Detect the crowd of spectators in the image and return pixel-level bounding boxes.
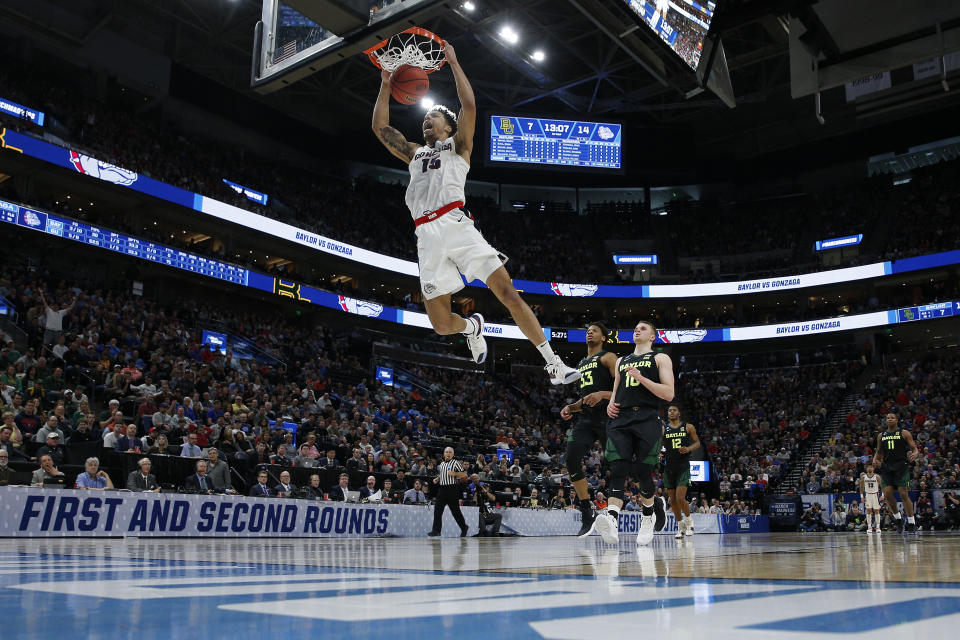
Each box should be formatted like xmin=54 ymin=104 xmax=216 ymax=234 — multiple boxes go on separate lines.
xmin=2 ymin=54 xmax=959 ymax=290
xmin=678 ymin=361 xmax=863 ymax=496
xmin=796 ymin=490 xmax=960 ymax=533
xmin=7 ymin=171 xmax=957 ymax=339
xmin=798 ymin=352 xmax=960 ymax=496
xmin=4 ymin=247 xmax=960 ymax=532
xmin=0 ymin=256 xmax=598 ymax=506
xmin=881 ymin=161 xmax=960 ymax=260
xmin=0 ymin=249 xmax=862 ymax=516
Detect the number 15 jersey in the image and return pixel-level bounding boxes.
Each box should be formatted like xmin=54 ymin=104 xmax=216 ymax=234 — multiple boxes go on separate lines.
xmin=406 ymin=136 xmax=470 ymax=220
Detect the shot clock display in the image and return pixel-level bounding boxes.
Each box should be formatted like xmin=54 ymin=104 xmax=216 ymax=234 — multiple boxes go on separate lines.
xmin=489 ymin=115 xmax=622 ymax=169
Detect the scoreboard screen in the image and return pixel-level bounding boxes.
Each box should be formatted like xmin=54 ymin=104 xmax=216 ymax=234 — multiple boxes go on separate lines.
xmin=489 ymin=115 xmax=622 ymax=169
xmin=621 ymin=0 xmax=717 ymax=71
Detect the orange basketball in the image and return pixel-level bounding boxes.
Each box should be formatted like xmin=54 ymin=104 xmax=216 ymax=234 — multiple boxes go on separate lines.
xmin=390 ymin=65 xmax=429 ymax=105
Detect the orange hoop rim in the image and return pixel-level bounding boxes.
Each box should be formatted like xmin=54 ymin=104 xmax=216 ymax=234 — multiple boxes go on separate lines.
xmin=364 ymin=26 xmax=447 ymax=74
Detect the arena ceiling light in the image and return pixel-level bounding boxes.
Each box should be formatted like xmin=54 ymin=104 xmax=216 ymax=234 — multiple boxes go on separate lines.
xmin=499 ymin=26 xmax=519 ymax=45
xmin=462 ymin=1 xmax=475 ymax=11
xmin=420 ymin=97 xmax=435 ymax=109
xmin=531 ymin=50 xmax=545 ymax=62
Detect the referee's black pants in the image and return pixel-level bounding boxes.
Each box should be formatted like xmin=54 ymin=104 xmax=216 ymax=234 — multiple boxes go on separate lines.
xmin=432 ymin=484 xmax=467 ymax=534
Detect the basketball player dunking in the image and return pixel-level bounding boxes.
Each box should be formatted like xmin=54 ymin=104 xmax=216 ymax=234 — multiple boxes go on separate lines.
xmin=872 ymin=412 xmax=920 ymax=534
xmin=663 ymin=403 xmax=699 ymax=539
xmin=559 ymin=322 xmax=618 ymax=536
xmin=372 ymin=42 xmax=579 ymax=384
xmin=859 ymin=462 xmax=883 ymax=533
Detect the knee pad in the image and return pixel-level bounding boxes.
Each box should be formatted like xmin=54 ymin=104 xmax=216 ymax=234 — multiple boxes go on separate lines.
xmin=634 ymin=463 xmax=656 ymax=499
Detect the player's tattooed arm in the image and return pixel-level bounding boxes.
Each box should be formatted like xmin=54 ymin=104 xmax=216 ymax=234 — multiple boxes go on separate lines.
xmin=378 ymin=126 xmax=417 ymax=162
xmin=372 ymin=75 xmax=417 ymax=163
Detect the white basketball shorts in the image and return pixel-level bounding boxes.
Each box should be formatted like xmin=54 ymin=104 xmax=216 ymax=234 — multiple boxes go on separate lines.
xmin=415 ymin=210 xmax=505 ymax=300
xmin=864 ymin=493 xmax=881 ymax=510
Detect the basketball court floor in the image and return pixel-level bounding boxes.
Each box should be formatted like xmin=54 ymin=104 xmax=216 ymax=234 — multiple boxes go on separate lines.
xmin=2 ymin=533 xmax=958 ymax=639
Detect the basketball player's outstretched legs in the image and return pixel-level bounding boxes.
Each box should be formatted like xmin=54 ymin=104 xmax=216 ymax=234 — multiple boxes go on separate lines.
xmin=423 ymin=267 xmax=579 ymax=384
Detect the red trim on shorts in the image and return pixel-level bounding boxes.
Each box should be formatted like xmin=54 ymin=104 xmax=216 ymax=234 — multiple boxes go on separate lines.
xmin=413 ymin=200 xmax=465 ymax=227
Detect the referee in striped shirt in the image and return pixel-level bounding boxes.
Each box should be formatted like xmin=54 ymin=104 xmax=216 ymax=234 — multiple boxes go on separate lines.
xmin=429 ymin=447 xmax=469 ymax=537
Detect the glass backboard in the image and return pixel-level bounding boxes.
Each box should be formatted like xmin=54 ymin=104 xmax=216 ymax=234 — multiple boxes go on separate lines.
xmin=253 ymin=0 xmax=449 ymax=93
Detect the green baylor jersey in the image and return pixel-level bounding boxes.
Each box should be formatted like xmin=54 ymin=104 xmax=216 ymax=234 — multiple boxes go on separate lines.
xmin=879 ymin=429 xmax=908 ymax=465
xmin=614 ymin=352 xmax=661 ymax=410
xmin=576 ymin=350 xmax=614 ymax=413
xmin=664 ymin=423 xmax=691 ymax=464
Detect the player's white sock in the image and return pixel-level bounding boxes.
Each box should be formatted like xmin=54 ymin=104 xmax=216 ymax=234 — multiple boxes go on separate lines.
xmin=536 ymin=340 xmax=556 ymax=363
xmin=607 ymin=504 xmax=620 ymax=519
xmin=867 ymin=514 xmax=874 ymax=528
xmin=460 ymin=316 xmax=478 ymax=335
xmin=907 ymin=515 xmax=915 ymax=524
xmin=893 ymin=512 xmax=902 ymax=520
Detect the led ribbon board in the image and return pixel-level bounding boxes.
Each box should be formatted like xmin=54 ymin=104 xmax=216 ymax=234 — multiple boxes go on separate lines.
xmin=815 ymin=234 xmax=863 ymax=251
xmin=6 ymin=199 xmax=959 ymax=345
xmin=0 ymin=97 xmax=44 ymax=126
xmin=4 ymin=128 xmax=960 ymax=299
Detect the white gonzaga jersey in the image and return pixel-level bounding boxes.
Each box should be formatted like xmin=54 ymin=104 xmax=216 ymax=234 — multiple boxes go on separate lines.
xmin=405 ymin=136 xmax=470 ymax=220
xmin=862 ymin=473 xmax=879 ymax=494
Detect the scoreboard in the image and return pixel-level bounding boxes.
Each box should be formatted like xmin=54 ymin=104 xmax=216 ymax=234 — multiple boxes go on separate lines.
xmin=898 ymin=302 xmax=958 ymax=323
xmin=489 ymin=115 xmax=622 ymax=169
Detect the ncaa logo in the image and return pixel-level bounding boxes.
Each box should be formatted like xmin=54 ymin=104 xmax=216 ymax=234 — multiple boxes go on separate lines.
xmin=550 ymin=283 xmax=599 ymax=297
xmin=338 ymin=295 xmax=384 ymax=319
xmin=69 ymin=151 xmax=139 ymax=186
xmin=656 ymin=329 xmax=707 ymax=344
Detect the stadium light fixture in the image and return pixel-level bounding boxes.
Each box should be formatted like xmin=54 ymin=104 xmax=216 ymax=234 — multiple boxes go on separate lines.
xmin=532 ymin=50 xmax=545 ymax=62
xmin=499 ymin=26 xmax=519 ymax=45
xmin=420 ymin=97 xmax=435 ymax=109
xmin=463 ymin=1 xmax=475 ymax=11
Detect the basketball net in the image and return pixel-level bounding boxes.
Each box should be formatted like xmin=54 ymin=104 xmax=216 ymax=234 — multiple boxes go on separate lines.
xmin=365 ymin=27 xmax=446 ymax=73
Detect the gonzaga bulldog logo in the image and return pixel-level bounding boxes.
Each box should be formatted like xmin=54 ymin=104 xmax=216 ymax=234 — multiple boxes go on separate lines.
xmin=656 ymin=329 xmax=708 ymax=344
xmin=550 ymin=282 xmax=599 ymax=297
xmin=69 ymin=151 xmax=138 ymax=186
xmin=22 ymin=210 xmax=43 ymax=227
xmin=338 ymin=296 xmax=384 ymax=318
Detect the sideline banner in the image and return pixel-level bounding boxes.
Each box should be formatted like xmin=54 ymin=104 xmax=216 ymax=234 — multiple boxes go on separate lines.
xmin=0 ymin=488 xmax=757 ymax=538
xmin=800 ymin=491 xmax=919 ymax=514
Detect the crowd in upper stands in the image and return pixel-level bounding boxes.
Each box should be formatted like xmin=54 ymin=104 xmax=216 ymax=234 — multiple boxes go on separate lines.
xmin=4 ymin=173 xmax=957 ymax=338
xmin=801 ymin=353 xmax=960 ymax=494
xmin=678 ymin=361 xmax=862 ymax=500
xmin=2 ymin=55 xmax=959 ymax=289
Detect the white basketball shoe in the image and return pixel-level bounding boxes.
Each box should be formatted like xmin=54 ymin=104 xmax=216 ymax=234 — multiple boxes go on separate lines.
xmin=594 ymin=512 xmax=620 ymax=544
xmin=465 ymin=313 xmax=487 ymax=364
xmin=545 ymin=355 xmax=580 ymax=385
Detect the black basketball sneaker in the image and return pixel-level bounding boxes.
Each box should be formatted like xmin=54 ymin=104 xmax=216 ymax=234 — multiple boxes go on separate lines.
xmin=577 ymin=503 xmax=596 ymax=538
xmin=654 ymin=495 xmax=667 ymax=531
